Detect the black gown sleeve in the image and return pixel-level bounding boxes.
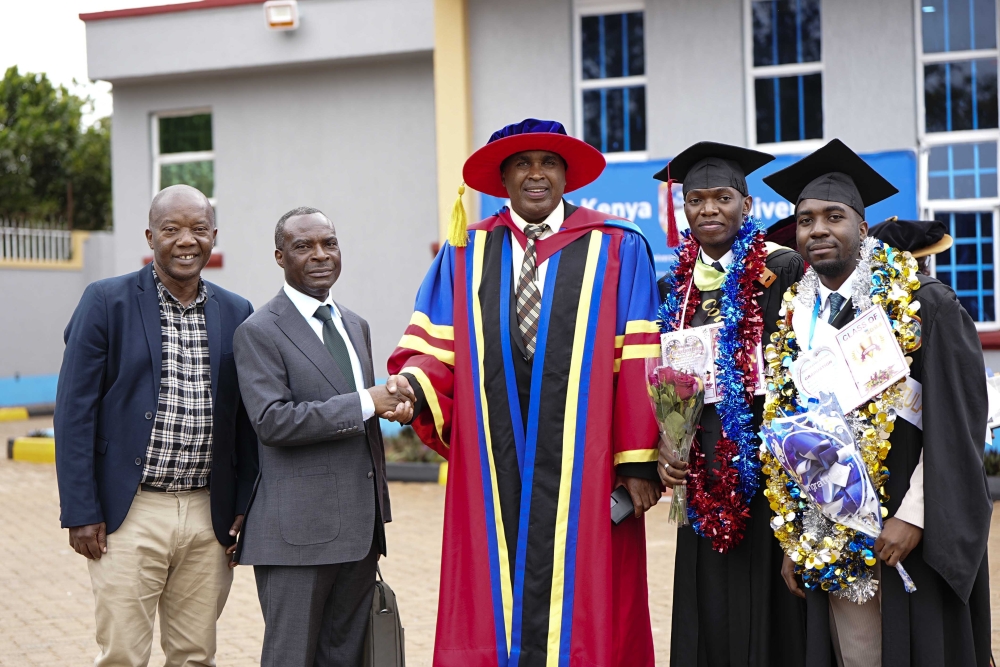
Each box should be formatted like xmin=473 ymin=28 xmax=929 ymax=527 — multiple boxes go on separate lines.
xmin=917 ymin=280 xmax=992 ymax=603
xmin=400 ymin=372 xmax=426 ymax=422
xmin=616 ymin=461 xmax=660 ymax=480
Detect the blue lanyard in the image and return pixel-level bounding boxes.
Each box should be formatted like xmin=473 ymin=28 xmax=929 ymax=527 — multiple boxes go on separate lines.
xmin=808 ymin=294 xmax=822 ymax=351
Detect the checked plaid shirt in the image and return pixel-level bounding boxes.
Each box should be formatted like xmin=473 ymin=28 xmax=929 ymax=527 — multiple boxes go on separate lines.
xmin=140 ymin=269 xmax=214 ymax=491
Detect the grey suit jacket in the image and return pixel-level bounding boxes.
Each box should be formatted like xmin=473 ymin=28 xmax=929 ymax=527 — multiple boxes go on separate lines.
xmin=233 ymin=289 xmax=391 ymax=567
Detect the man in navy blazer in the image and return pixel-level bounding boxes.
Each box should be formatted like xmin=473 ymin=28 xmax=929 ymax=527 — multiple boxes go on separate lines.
xmin=55 ymin=184 xmax=259 ymax=666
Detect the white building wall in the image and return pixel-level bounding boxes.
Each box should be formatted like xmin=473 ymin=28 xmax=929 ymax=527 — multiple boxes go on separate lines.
xmin=822 ymin=0 xmax=918 ymax=152
xmin=0 ymin=232 xmax=117 ymax=377
xmin=85 ymin=0 xmax=434 ymax=83
xmin=110 ymin=56 xmax=439 ymax=372
xmin=468 ymin=0 xmax=575 ymax=150
xmin=645 ymin=0 xmax=749 ymax=158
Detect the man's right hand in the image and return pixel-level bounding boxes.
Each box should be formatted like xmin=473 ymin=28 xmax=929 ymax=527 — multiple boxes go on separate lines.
xmin=69 ymin=522 xmax=107 ymax=560
xmin=658 ymin=447 xmax=689 ymax=488
xmin=367 ymin=378 xmax=414 ymax=423
xmin=781 ymin=554 xmax=806 ymax=599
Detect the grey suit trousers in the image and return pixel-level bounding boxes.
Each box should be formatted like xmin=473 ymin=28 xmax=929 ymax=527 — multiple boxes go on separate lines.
xmin=255 ymin=536 xmax=378 ymax=667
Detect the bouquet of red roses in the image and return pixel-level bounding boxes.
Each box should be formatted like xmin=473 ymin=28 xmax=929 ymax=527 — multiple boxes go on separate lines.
xmin=646 ymin=358 xmax=706 ymax=525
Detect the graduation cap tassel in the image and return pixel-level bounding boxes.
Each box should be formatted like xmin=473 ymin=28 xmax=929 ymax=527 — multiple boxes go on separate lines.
xmin=447 ymin=183 xmax=468 ymax=248
xmin=665 ymin=176 xmax=680 ymax=248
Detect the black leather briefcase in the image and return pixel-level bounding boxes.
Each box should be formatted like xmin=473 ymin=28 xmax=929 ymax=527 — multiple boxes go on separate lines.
xmin=363 ymin=565 xmax=405 ymax=667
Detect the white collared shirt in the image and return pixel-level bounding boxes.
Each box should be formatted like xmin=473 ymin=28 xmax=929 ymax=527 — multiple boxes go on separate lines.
xmin=699 ymin=248 xmax=735 ymax=272
xmin=508 ymin=200 xmax=565 ymax=297
xmin=283 ymin=283 xmax=375 ymax=420
xmin=816 ymin=266 xmax=861 ymax=322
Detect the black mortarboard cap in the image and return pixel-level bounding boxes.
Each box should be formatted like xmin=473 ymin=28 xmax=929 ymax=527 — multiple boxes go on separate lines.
xmin=653 ymin=141 xmax=774 ymax=196
xmin=653 ymin=142 xmax=773 ymax=247
xmin=762 ymin=139 xmax=898 ymax=218
xmin=869 ymin=217 xmax=954 ymax=257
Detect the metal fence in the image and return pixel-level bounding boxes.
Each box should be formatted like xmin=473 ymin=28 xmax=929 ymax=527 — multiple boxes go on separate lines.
xmin=0 ymin=218 xmax=73 ymax=262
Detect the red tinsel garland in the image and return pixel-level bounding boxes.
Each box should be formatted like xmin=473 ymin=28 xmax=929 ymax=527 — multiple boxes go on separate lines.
xmin=671 ymin=232 xmax=768 ymax=553
xmin=669 ymin=236 xmax=702 ymax=329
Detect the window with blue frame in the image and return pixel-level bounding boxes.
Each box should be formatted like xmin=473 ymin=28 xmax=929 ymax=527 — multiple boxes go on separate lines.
xmin=750 ymin=0 xmax=823 ymax=144
xmin=935 ymin=211 xmax=996 ymax=321
xmin=579 ymin=11 xmax=647 ymax=154
xmin=921 ymin=0 xmax=998 ymax=133
xmin=920 ymin=0 xmax=1000 ymax=325
xmin=928 ymin=142 xmax=999 ymax=199
xmin=920 ymin=0 xmax=996 ymax=54
xmin=925 ymin=59 xmax=999 ymax=132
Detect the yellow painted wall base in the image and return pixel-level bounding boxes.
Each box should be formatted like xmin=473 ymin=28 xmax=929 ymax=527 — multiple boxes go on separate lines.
xmin=438 ymin=461 xmax=448 ymax=486
xmin=9 ymin=437 xmax=55 ymax=463
xmin=0 ymin=407 xmax=30 ymax=422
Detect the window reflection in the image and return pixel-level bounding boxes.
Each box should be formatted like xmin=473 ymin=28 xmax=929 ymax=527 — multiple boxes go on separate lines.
xmin=935 ymin=211 xmax=996 ymax=322
xmin=755 ymin=74 xmax=823 ymax=143
xmin=752 ymin=0 xmax=821 ymax=67
xmin=921 ymin=0 xmax=997 ymax=53
xmin=925 ymin=59 xmax=999 ymax=132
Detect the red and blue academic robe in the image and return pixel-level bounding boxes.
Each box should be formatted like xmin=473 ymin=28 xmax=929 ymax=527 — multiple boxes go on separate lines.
xmin=388 ymin=205 xmax=662 ymax=667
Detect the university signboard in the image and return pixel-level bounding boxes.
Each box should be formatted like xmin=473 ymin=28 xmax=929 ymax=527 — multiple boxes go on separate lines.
xmin=481 ymin=149 xmax=918 ymax=276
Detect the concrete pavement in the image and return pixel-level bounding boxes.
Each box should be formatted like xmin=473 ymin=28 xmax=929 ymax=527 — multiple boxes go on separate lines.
xmin=2 ymin=417 xmax=997 ymax=665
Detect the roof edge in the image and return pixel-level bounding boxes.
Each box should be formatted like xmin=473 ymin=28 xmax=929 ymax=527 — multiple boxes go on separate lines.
xmin=80 ymin=0 xmax=264 ymax=22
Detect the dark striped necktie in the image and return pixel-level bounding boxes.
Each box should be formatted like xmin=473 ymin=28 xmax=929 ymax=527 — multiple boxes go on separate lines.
xmin=516 ymin=223 xmax=549 ymax=357
xmin=313 ymin=305 xmax=356 ymax=391
xmin=827 ymin=293 xmax=847 ymax=324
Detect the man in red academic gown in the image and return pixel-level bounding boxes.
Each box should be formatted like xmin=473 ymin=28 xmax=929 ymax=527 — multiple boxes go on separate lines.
xmin=389 ymin=119 xmax=662 ymax=667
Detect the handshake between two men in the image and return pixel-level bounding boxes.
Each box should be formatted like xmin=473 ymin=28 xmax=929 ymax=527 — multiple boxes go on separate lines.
xmin=370 ymin=375 xmax=417 ymax=424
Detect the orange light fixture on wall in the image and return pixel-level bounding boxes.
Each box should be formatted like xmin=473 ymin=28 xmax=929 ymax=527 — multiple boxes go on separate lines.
xmin=263 ymin=0 xmax=298 ymax=30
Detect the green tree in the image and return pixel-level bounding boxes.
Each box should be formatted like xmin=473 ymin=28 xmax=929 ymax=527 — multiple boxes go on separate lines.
xmin=67 ymin=116 xmax=111 ymax=230
xmin=0 ymin=66 xmax=111 ymax=230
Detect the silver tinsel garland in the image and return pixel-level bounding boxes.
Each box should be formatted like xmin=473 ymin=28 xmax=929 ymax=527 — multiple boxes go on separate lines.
xmin=792 ymin=236 xmax=877 ymax=317
xmin=835 ymin=571 xmax=880 ymax=603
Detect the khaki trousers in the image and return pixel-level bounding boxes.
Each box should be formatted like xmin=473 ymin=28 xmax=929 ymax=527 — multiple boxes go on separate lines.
xmin=829 ymin=563 xmax=882 ymax=667
xmin=88 ymin=487 xmax=233 ymax=667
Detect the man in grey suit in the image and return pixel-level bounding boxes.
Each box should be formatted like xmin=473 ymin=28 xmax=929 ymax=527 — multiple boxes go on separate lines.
xmin=233 ymin=206 xmax=415 ymax=666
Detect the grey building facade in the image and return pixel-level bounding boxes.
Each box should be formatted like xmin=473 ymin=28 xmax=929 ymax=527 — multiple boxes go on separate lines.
xmin=6 ymin=0 xmax=985 ymax=384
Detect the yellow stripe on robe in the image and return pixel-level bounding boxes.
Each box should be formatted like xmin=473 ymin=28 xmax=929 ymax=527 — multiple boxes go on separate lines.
xmin=398 ymin=334 xmax=456 ymax=366
xmin=613 ymin=343 xmax=661 ymax=371
xmin=621 ymin=343 xmax=660 ymax=360
xmin=546 ymin=231 xmax=603 ymax=666
xmin=409 ymin=311 xmax=455 ymax=341
xmin=400 ymin=365 xmax=449 ymax=448
xmin=469 ymin=230 xmax=514 ymax=650
xmin=615 ymin=320 xmax=660 ymax=349
xmin=624 ymin=319 xmax=661 ymax=335
xmin=614 ymin=449 xmax=659 ymax=465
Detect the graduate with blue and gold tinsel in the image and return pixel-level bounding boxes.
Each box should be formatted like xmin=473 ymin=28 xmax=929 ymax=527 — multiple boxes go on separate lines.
xmin=654 ymin=142 xmax=807 ymax=667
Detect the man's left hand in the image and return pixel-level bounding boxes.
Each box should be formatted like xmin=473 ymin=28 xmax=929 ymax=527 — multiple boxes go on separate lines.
xmin=875 ymin=517 xmax=922 ymax=567
xmin=226 ymin=514 xmax=245 ymax=568
xmin=616 ymin=476 xmax=661 ymax=518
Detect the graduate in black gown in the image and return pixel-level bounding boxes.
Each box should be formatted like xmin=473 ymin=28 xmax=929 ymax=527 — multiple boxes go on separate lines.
xmin=763 ymin=139 xmax=993 ymax=667
xmin=654 ymin=142 xmax=806 ymax=667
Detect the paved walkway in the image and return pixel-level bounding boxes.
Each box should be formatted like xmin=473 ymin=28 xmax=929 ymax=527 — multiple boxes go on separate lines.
xmin=1 ymin=416 xmax=997 ymax=665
